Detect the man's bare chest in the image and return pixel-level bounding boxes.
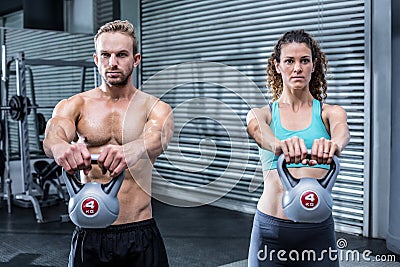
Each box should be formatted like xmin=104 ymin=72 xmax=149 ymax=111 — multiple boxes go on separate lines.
xmin=76 ymin=106 xmax=146 ymax=146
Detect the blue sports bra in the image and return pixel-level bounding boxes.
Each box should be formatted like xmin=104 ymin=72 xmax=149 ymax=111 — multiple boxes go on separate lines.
xmin=259 ymin=99 xmax=331 ymax=170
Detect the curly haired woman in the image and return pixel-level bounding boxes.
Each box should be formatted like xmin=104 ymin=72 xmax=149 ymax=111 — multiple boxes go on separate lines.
xmin=246 ymin=30 xmax=350 ymax=267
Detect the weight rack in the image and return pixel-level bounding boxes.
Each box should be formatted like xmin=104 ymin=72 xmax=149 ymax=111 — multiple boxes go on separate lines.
xmin=0 ymin=46 xmax=96 ymax=223
xmin=13 ymin=52 xmax=43 ymax=221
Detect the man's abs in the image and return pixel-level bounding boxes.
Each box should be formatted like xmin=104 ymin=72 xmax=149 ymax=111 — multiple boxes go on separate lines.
xmin=115 ymin=178 xmax=153 ymax=224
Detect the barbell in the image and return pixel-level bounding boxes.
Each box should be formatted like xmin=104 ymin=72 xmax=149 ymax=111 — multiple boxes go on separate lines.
xmin=0 ymin=95 xmax=52 ymax=120
xmin=0 ymin=95 xmax=50 ymax=137
xmin=1 ymin=95 xmax=33 ymax=121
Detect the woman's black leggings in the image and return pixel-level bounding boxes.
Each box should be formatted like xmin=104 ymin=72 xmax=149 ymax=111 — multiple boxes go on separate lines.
xmin=248 ymin=210 xmax=339 ymax=267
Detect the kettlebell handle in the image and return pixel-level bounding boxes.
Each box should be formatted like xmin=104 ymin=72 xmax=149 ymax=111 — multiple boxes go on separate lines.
xmin=62 ymin=154 xmax=125 ymax=196
xmin=91 ymin=154 xmax=100 ymax=164
xmin=62 ymin=154 xmax=102 ymax=196
xmin=90 ymin=154 xmax=125 ymax=195
xmin=277 ymin=152 xmax=340 ymax=190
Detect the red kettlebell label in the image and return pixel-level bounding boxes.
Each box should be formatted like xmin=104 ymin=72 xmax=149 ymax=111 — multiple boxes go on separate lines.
xmin=300 ymin=190 xmax=319 ymax=209
xmin=81 ymin=197 xmax=99 ymax=216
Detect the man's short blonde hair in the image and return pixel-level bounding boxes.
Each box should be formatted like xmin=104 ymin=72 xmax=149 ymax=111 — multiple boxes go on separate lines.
xmin=94 ymin=20 xmax=138 ymax=54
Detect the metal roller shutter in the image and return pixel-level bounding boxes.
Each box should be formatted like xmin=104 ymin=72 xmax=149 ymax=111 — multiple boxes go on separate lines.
xmin=2 ymin=27 xmax=96 ymax=157
xmin=145 ymin=0 xmax=367 ymax=235
xmin=94 ymin=0 xmax=115 ymax=30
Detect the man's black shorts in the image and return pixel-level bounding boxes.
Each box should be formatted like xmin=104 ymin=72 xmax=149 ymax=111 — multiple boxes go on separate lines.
xmin=69 ymin=218 xmax=169 ymax=267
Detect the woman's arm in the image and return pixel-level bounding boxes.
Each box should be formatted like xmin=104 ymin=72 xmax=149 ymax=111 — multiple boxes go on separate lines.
xmin=326 ymin=105 xmax=350 ymax=155
xmin=312 ymin=104 xmax=350 ymax=164
xmin=246 ymin=106 xmax=278 ymax=152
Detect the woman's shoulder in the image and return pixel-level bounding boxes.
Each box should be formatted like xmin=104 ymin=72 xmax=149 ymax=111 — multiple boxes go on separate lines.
xmin=321 ymin=102 xmax=347 ymax=120
xmin=257 ymin=103 xmax=274 ymax=117
xmin=249 ymin=103 xmax=273 ymax=113
xmin=322 ymin=102 xmax=346 ymax=112
xmin=247 ymin=103 xmax=273 ymax=125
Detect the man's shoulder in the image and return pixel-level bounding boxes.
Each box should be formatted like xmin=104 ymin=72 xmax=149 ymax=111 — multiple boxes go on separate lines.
xmin=52 ymin=92 xmax=86 ymax=118
xmin=136 ymin=90 xmax=170 ymax=108
xmin=67 ymin=88 xmax=99 ymax=103
xmin=133 ymin=91 xmax=172 ymax=120
xmin=135 ymin=89 xmax=157 ymax=100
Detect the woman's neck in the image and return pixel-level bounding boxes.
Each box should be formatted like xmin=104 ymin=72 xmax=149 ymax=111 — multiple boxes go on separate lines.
xmin=278 ymin=91 xmax=314 ymax=111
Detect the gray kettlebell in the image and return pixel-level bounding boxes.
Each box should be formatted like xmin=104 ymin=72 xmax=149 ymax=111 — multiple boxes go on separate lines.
xmin=277 ymin=153 xmax=340 ymax=223
xmin=62 ymin=154 xmax=125 ymax=228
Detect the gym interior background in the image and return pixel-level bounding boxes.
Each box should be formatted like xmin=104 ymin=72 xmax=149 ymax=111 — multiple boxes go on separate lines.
xmin=0 ymin=0 xmax=399 ymax=266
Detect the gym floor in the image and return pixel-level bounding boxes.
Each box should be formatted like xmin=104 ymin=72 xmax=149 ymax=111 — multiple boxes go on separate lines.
xmin=0 ymin=199 xmax=399 ymax=267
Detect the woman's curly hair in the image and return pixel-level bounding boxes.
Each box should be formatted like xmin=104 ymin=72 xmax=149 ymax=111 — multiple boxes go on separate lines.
xmin=267 ymin=30 xmax=328 ymax=102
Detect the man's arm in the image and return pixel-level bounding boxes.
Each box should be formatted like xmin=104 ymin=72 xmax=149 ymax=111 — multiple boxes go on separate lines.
xmin=101 ymin=100 xmax=174 ymax=177
xmin=126 ymin=99 xmax=174 ymax=161
xmin=144 ymin=100 xmax=174 ymax=159
xmin=43 ymin=96 xmax=91 ymax=174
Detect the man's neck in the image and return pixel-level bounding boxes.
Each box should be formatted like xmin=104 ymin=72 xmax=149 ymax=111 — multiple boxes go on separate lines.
xmin=99 ymin=83 xmax=137 ymax=100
